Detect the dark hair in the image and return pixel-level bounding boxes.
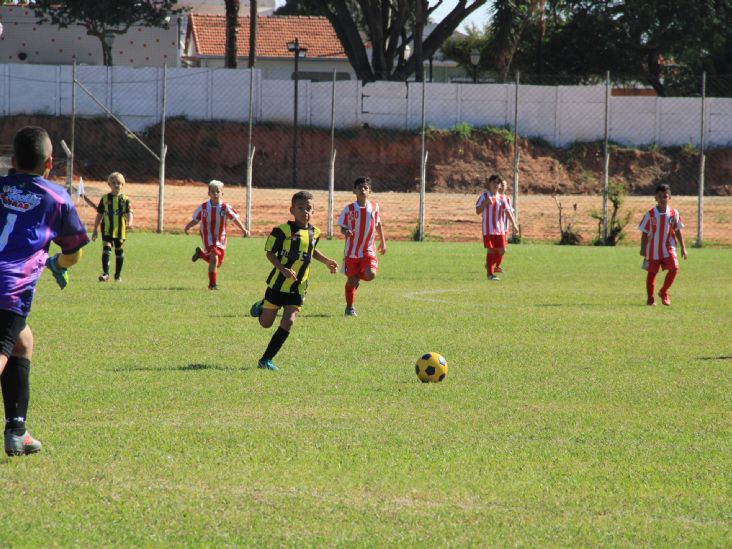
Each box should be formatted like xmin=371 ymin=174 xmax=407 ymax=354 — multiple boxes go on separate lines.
xmin=13 ymin=126 xmax=52 ymax=172
xmin=488 ymin=174 xmax=502 ymax=185
xmin=291 ymin=190 xmax=314 ymax=206
xmin=655 ymin=183 xmax=671 ymax=194
xmin=353 ymin=176 xmax=371 ymax=188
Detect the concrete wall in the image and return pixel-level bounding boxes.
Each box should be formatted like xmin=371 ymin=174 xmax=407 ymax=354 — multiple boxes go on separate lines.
xmin=1 ymin=63 xmax=730 ymax=148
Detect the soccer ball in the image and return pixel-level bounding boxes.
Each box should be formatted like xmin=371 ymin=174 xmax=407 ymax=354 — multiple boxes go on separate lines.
xmin=415 ymin=352 xmax=448 ymax=383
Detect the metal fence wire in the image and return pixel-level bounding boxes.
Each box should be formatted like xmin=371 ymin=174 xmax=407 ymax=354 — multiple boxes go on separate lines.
xmin=0 ymin=64 xmax=731 ymax=245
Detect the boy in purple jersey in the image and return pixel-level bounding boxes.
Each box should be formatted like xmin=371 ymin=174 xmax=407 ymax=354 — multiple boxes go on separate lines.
xmin=0 ymin=126 xmax=89 ymax=456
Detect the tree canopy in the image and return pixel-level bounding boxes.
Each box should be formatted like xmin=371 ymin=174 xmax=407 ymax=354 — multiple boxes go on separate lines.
xmin=33 ymin=0 xmax=184 ymax=66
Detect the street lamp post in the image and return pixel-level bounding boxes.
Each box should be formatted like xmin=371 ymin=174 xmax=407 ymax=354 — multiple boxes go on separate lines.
xmin=287 ymin=38 xmax=307 ymax=187
xmin=469 ymin=48 xmax=480 ymax=83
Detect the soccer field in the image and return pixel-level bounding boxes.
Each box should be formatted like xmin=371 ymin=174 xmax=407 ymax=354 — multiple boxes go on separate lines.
xmin=2 ymin=234 xmax=731 ymax=546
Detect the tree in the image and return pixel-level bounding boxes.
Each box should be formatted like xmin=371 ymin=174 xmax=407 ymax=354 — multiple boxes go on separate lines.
xmin=224 ymin=0 xmax=240 ymax=68
xmin=248 ymin=0 xmax=257 ymax=68
xmin=33 ymin=0 xmax=183 ymax=67
xmin=303 ymin=0 xmax=491 ymax=82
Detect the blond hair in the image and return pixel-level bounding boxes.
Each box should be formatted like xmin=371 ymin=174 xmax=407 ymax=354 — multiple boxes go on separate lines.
xmin=208 ymin=180 xmax=224 ymax=192
xmin=107 ymin=172 xmax=126 ymax=186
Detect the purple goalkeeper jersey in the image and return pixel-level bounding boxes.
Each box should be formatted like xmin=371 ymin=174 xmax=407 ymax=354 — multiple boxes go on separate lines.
xmin=0 ymin=173 xmax=89 ymax=316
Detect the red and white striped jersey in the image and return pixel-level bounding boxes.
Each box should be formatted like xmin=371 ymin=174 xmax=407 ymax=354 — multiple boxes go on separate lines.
xmin=639 ymin=206 xmax=684 ymax=260
xmin=337 ymin=200 xmax=381 ymax=258
xmin=475 ymin=192 xmax=508 ymax=236
xmin=192 ymin=200 xmax=239 ymax=250
xmin=497 ymin=193 xmax=514 ymax=233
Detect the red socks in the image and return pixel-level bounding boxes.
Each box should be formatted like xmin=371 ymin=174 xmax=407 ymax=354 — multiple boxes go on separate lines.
xmin=660 ymin=269 xmax=678 ymax=295
xmin=486 ymin=252 xmax=498 ymax=276
xmin=345 ymin=284 xmax=356 ymax=307
xmin=208 ymin=271 xmax=217 ymax=286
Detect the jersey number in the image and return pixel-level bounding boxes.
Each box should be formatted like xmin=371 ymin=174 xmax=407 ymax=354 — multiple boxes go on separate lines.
xmin=0 ymin=213 xmax=18 ymax=252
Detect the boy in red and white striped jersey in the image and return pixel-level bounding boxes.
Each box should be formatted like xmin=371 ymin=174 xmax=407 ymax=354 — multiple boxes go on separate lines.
xmin=337 ymin=177 xmax=387 ymax=316
xmin=475 ymin=174 xmax=518 ymax=280
xmin=639 ymin=184 xmax=687 ymax=306
xmin=184 ymin=180 xmax=249 ymax=290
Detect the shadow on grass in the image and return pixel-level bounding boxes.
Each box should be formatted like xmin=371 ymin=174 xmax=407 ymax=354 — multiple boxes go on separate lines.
xmin=110 ymin=363 xmax=239 ymax=372
xmin=697 ymin=356 xmax=732 ymax=361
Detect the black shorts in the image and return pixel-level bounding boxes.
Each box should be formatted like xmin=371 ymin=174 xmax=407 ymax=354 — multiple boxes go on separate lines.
xmin=102 ymin=236 xmax=125 ymax=248
xmin=264 ymin=287 xmax=304 ymax=308
xmin=0 ymin=309 xmax=27 ymax=358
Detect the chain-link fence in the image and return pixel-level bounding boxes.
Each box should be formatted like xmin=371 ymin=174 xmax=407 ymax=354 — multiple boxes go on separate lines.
xmin=1 ymin=63 xmax=731 ymax=245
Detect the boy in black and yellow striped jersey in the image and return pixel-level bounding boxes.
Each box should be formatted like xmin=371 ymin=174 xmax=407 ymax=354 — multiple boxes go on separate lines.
xmin=250 ymin=191 xmax=339 ymax=371
xmin=91 ymin=172 xmax=133 ymax=282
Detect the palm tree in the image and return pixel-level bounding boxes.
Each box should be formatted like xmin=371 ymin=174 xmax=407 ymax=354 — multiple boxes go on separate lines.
xmin=224 ymin=0 xmax=240 ymax=68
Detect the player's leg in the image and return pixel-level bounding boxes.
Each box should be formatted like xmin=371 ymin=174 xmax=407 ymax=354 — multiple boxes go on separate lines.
xmin=2 ymin=325 xmax=41 ymax=456
xmin=259 ymin=305 xmax=299 ymax=371
xmin=113 ymin=239 xmax=124 ymax=282
xmin=99 ymin=242 xmax=112 ymax=282
xmin=646 ymin=261 xmax=660 ymax=305
xmin=345 ymin=274 xmax=360 ymax=316
xmin=495 ymin=248 xmax=506 ymax=273
xmin=207 ymin=252 xmax=218 ymax=289
xmin=658 ymin=258 xmax=679 ymax=305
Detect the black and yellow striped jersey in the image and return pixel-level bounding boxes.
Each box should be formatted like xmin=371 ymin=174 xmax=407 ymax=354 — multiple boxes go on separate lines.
xmin=97 ymin=193 xmax=132 ymax=240
xmin=265 ymin=221 xmax=321 ymax=295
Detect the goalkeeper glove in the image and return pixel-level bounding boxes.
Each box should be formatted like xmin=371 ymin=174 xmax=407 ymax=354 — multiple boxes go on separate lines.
xmin=46 ymin=253 xmax=69 ymax=290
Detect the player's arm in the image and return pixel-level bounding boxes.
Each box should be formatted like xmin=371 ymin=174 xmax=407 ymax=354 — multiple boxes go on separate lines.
xmin=640 ymin=232 xmax=648 ymax=257
xmin=233 ymin=216 xmax=250 ymax=237
xmin=183 ymin=218 xmax=198 ymax=235
xmin=675 ymin=229 xmax=688 ymax=260
xmin=339 ymin=225 xmax=353 ymax=237
xmin=313 ymin=249 xmax=338 ymax=274
xmin=266 ymin=251 xmax=297 ymax=280
xmin=506 ymin=207 xmax=519 ymax=232
xmin=376 ymin=222 xmax=387 ymax=255
xmin=91 ymin=213 xmax=103 ymax=241
xmin=126 ymin=210 xmax=133 ymax=229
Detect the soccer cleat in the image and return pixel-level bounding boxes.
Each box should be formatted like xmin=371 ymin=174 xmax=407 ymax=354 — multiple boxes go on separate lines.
xmin=4 ymin=430 xmax=42 ymax=457
xmin=45 ymin=254 xmax=69 ymax=289
xmin=98 ymin=273 xmax=110 ymax=282
xmin=647 ymin=296 xmax=656 ymax=306
xmin=344 ymin=306 xmax=358 ymax=316
xmin=257 ymin=358 xmax=279 ymax=371
xmin=249 ymin=299 xmax=264 ymax=318
xmin=208 ymin=284 xmax=218 ymax=290
xmin=487 ymin=275 xmax=500 ymax=281
xmin=659 ymin=292 xmax=671 ymax=306
xmin=494 ymin=266 xmax=504 ymax=273
xmin=191 ymin=247 xmax=202 ymax=262
xmin=114 ymin=276 xmax=122 ymax=283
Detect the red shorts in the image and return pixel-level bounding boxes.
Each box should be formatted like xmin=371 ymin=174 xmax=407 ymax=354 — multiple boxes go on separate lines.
xmin=201 ymin=246 xmax=225 ymax=267
xmin=483 ymin=234 xmax=507 ymax=249
xmin=344 ymin=255 xmax=378 ymax=277
xmin=647 ymin=255 xmax=678 ymax=274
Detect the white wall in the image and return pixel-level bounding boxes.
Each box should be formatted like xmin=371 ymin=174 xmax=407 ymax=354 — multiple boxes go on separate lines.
xmin=0 ymin=63 xmax=730 ymax=148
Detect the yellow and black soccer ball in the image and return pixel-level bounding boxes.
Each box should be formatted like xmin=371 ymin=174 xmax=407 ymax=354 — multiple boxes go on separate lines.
xmin=415 ymin=352 xmax=448 ymax=383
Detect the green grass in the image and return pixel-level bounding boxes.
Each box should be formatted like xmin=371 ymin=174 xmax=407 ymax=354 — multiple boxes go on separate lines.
xmin=2 ymin=234 xmax=731 ymax=546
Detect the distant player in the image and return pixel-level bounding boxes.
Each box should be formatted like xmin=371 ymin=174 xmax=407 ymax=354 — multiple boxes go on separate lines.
xmin=249 ymin=191 xmax=339 ymax=371
xmin=337 ymin=177 xmax=387 ymax=316
xmin=184 ymin=180 xmax=249 ymax=290
xmin=92 ymin=172 xmax=133 ymax=282
xmin=475 ymin=174 xmax=518 ymax=280
xmin=1 ymin=126 xmax=89 ymax=456
xmin=494 ymin=177 xmax=517 ymax=274
xmin=639 ymin=183 xmax=687 ymax=306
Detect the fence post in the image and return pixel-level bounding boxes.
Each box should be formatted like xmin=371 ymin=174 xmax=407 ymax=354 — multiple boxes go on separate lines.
xmin=70 ymin=61 xmax=76 ymax=190
xmin=511 ymin=71 xmax=520 ymax=241
xmin=327 ymin=69 xmax=336 ymax=239
xmin=602 ymin=71 xmax=610 ymax=244
xmin=418 ymin=78 xmax=427 ymax=241
xmin=245 ymin=67 xmax=255 ymax=234
xmin=157 ymin=64 xmax=167 ymax=234
xmin=696 ymin=71 xmax=706 ymax=248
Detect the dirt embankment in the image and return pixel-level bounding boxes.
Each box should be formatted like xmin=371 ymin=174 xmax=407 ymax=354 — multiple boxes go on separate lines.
xmin=1 ymin=115 xmax=730 ymax=196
